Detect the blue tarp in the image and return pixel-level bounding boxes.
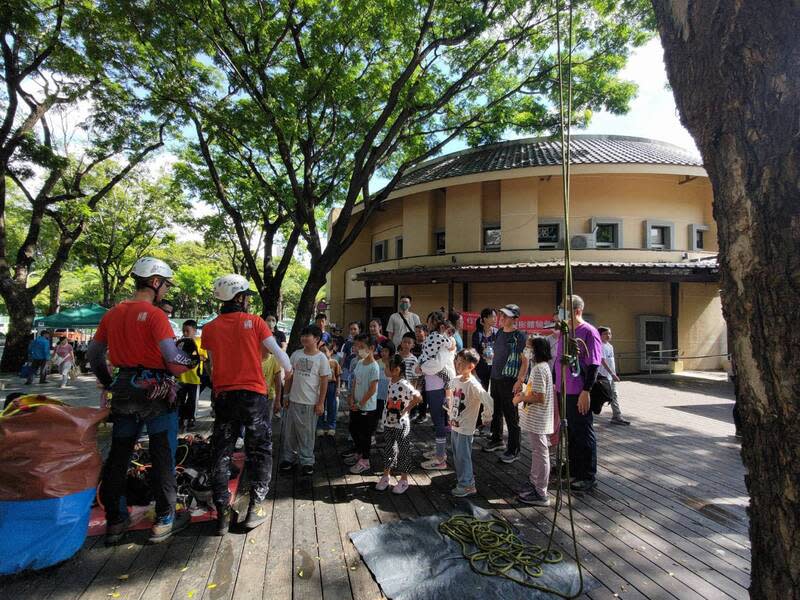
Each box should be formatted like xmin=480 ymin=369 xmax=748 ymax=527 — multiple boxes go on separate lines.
xmin=0 ymin=487 xmax=94 ymax=575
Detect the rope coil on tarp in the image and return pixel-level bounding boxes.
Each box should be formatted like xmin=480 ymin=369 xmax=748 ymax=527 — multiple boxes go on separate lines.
xmin=438 ymin=515 xmax=572 ymax=596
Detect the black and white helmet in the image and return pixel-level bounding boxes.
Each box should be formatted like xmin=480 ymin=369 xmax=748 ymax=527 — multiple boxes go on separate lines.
xmin=131 ymin=257 xmax=174 ymax=280
xmin=213 ymin=274 xmax=253 ymax=301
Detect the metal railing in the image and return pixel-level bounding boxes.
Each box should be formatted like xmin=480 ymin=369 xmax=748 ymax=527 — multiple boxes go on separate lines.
xmin=616 ymin=348 xmax=730 ymax=374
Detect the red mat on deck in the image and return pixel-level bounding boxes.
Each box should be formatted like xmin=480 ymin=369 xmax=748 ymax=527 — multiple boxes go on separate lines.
xmin=87 ymin=452 xmax=245 ymax=536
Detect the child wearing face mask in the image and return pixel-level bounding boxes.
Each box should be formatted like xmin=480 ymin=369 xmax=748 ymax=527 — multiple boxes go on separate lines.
xmin=345 ymin=334 xmax=381 ymax=474
xmin=377 ymin=354 xmax=422 ymax=494
xmin=513 ymin=336 xmax=554 ymax=506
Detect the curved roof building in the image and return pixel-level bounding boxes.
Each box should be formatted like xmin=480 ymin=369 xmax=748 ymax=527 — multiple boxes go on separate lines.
xmin=327 ymin=135 xmax=726 ymax=373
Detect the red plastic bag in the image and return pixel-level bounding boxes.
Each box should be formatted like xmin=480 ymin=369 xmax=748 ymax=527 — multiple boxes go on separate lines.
xmin=0 ymin=395 xmax=109 ymax=500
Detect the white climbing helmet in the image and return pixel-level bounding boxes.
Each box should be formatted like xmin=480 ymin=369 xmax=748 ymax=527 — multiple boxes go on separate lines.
xmin=131 ymin=257 xmax=174 ymax=280
xmin=213 ymin=274 xmax=254 ymax=301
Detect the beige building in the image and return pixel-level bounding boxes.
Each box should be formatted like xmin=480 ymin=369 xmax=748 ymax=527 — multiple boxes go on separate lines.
xmin=327 ymin=135 xmax=727 ymax=374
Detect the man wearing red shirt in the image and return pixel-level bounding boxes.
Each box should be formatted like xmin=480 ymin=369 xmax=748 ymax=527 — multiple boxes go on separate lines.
xmin=87 ymin=257 xmax=196 ymax=545
xmin=201 ymin=274 xmax=292 ymax=535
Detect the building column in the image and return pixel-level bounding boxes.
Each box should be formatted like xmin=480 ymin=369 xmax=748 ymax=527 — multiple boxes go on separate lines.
xmin=462 ymin=282 xmax=470 ymax=312
xmin=365 ymin=281 xmax=372 ymax=326
xmin=447 ymin=281 xmax=454 ymax=313
xmin=670 ymin=281 xmax=680 ymax=358
xmin=393 ymin=284 xmax=399 ymax=311
xmin=555 ymin=280 xmax=563 ymax=309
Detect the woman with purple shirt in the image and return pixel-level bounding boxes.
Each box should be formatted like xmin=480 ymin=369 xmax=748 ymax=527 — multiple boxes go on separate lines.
xmin=554 ymin=294 xmax=602 ymax=492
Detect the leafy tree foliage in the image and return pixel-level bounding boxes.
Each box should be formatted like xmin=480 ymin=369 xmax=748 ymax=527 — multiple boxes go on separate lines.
xmin=94 ymin=0 xmax=652 ymax=347
xmin=71 ymin=169 xmax=180 ymax=307
xmin=0 ymin=0 xmax=170 ymax=370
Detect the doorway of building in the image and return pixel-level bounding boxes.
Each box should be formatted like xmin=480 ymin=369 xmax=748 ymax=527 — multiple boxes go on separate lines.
xmin=637 ymin=315 xmax=673 ymax=371
xmin=369 ymin=307 xmax=395 ymax=332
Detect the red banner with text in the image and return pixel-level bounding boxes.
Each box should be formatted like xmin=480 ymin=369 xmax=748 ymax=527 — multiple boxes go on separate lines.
xmin=462 ymin=312 xmax=554 ymax=335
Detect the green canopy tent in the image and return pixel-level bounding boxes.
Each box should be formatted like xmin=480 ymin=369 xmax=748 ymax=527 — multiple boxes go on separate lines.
xmin=34 ymin=303 xmax=109 ymax=329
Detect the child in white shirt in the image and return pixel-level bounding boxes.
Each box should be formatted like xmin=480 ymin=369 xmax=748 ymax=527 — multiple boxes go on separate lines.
xmin=448 ymin=348 xmax=493 ymax=497
xmin=376 ymin=354 xmax=421 ymax=495
xmin=513 ymin=337 xmax=554 ymax=506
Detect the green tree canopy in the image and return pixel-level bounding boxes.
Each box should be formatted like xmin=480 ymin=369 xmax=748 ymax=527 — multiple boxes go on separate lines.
xmin=0 ymin=0 xmax=172 ymax=370
xmin=71 ymin=169 xmax=182 ymax=306
xmin=86 ymin=0 xmax=653 ymax=347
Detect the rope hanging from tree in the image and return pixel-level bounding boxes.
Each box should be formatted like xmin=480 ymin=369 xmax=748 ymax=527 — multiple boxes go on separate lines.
xmin=548 ymin=0 xmax=587 ymax=595
xmin=438 ymin=3 xmax=585 ymax=597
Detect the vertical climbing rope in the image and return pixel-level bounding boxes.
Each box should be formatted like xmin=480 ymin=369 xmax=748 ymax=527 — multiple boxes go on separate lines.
xmin=547 ymin=0 xmax=586 ymax=596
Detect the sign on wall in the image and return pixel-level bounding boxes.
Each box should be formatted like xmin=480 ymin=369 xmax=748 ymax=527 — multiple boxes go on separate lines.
xmin=462 ymin=312 xmax=554 ymax=335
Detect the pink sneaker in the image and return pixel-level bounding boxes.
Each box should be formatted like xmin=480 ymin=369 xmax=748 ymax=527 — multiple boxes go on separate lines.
xmin=392 ymin=480 xmax=410 ymax=494
xmin=421 ymin=458 xmax=447 ymax=471
xmin=349 ymin=459 xmax=371 ymax=474
xmin=375 ymin=475 xmax=391 ymax=491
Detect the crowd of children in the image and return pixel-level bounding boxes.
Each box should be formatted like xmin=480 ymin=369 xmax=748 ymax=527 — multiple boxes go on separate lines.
xmin=80 ymin=259 xmax=609 ymax=547
xmin=258 ymin=307 xmax=572 ymax=504
xmin=248 ymin=291 xmax=629 ymax=507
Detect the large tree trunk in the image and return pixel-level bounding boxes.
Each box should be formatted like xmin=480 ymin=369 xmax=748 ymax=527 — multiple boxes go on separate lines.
xmin=288 ymin=267 xmax=327 ymax=353
xmin=652 ymin=2 xmax=800 ymax=597
xmin=0 ymin=292 xmax=36 ymax=373
xmin=260 ymin=277 xmax=281 ymax=319
xmin=48 ymin=276 xmax=61 ymax=315
xmin=101 ymin=271 xmax=113 ymax=308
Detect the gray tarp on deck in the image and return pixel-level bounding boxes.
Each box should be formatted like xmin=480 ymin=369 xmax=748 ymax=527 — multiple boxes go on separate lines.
xmin=349 ymin=504 xmax=591 ymax=599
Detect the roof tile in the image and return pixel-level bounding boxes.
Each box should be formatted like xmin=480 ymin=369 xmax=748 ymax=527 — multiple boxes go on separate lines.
xmin=398 ymin=135 xmax=702 ymax=189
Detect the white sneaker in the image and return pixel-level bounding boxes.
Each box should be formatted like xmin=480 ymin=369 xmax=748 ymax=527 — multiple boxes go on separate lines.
xmin=375 ymin=475 xmax=391 ymax=491
xmin=392 ymin=480 xmax=410 ymax=494
xmin=422 ymin=449 xmax=440 ymax=460
xmin=326 ymin=429 xmax=336 ymax=437
xmin=316 ymin=429 xmax=326 ymax=437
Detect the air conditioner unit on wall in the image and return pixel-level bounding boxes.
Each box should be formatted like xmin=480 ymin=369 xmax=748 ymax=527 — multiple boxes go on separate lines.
xmin=571 ymin=233 xmax=596 ymax=249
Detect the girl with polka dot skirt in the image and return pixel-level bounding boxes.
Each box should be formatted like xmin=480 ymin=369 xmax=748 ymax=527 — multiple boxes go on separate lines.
xmin=376 ymin=354 xmax=422 ymax=494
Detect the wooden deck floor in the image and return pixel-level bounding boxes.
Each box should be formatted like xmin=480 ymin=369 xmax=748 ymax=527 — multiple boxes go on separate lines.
xmin=0 ymin=374 xmax=750 ymax=600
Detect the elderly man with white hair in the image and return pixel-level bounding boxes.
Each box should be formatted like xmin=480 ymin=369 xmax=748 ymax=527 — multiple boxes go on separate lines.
xmin=554 ymin=294 xmax=603 ymax=492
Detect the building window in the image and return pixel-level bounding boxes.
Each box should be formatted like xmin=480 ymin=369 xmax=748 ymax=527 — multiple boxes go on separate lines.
xmin=483 ymin=224 xmax=501 ymax=251
xmin=590 ymin=217 xmax=623 ymax=249
xmin=644 ymin=220 xmax=675 ymax=250
xmin=650 ymin=226 xmax=667 ymax=248
xmin=395 ymin=237 xmax=404 ymax=259
xmin=373 ymin=240 xmax=388 ymax=262
xmin=688 ymin=224 xmax=709 ymax=251
xmin=434 ymin=230 xmax=446 ymax=255
xmin=538 ymin=221 xmax=562 ymax=249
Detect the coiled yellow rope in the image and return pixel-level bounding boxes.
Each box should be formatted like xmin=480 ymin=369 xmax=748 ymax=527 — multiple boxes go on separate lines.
xmin=439 ymin=515 xmax=578 ymax=597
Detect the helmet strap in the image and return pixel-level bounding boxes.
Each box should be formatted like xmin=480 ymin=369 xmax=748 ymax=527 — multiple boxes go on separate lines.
xmin=145 ymin=277 xmax=164 ymax=302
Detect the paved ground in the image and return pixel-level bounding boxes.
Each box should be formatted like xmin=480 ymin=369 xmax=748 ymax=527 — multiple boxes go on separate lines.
xmin=1 ymin=371 xmax=749 ymax=600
